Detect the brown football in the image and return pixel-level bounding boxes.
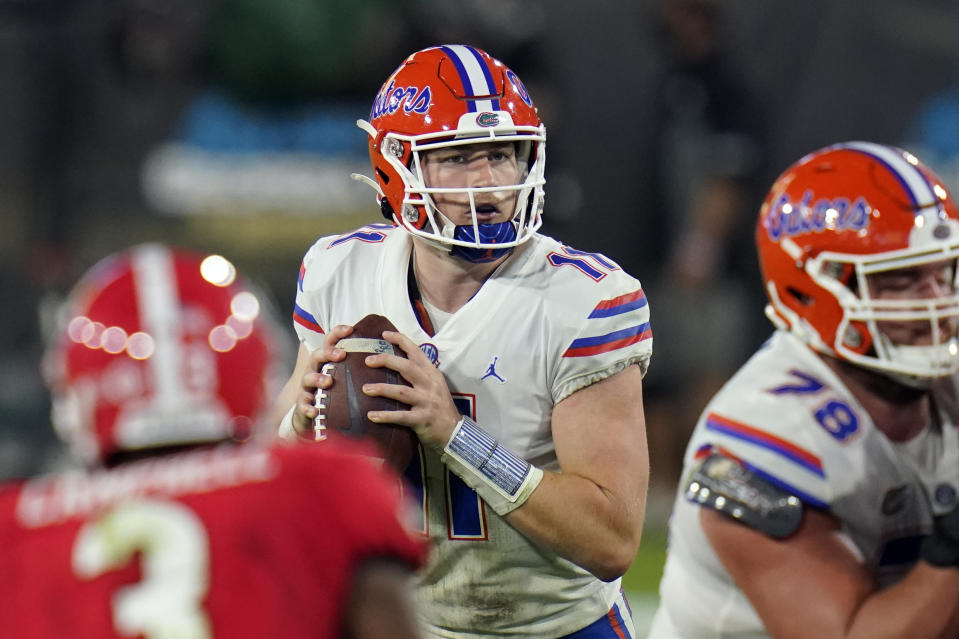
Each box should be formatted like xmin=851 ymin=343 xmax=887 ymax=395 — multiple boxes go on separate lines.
xmin=315 ymin=314 xmax=418 ymax=471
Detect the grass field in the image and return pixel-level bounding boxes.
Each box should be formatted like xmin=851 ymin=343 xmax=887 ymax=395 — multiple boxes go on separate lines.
xmin=623 ymin=523 xmax=668 ymax=594
xmin=622 ymin=521 xmax=668 ymax=635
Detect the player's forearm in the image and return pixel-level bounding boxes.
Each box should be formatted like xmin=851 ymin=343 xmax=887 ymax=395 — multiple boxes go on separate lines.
xmin=844 ymin=563 xmax=959 ymax=639
xmin=502 ymin=367 xmax=647 ymax=580
xmin=505 ymin=468 xmax=647 ymax=581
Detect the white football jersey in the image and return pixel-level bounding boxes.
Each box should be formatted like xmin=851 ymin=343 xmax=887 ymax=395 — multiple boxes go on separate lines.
xmin=293 ymin=224 xmax=652 ymax=638
xmin=649 ymin=330 xmax=959 ymax=639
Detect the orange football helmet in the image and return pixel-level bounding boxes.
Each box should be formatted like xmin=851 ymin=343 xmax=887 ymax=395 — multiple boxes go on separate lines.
xmin=757 ymin=141 xmax=959 ymax=381
xmin=44 ymin=244 xmax=285 ymax=465
xmin=352 ymin=44 xmax=546 ymax=262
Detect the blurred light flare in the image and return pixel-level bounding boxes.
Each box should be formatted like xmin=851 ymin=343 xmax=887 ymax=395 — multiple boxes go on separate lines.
xmin=825 ymin=208 xmax=839 ymax=228
xmin=83 ymin=322 xmax=105 ymax=348
xmin=126 ymin=332 xmax=155 ymax=360
xmin=67 ymin=282 xmax=258 ymax=360
xmin=230 ymin=292 xmax=260 ymax=321
xmin=67 ymin=316 xmax=90 ymax=343
xmin=200 ymin=255 xmax=236 ymax=287
xmin=226 ymin=315 xmax=253 ymax=339
xmin=209 ymin=325 xmax=238 ymax=352
xmin=100 ymin=326 xmax=128 ymax=354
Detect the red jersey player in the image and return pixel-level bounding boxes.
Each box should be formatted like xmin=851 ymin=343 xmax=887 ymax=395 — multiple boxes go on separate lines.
xmin=0 ymin=243 xmax=426 ymax=639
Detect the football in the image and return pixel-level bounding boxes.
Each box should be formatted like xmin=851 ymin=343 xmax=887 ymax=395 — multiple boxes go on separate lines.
xmin=315 ymin=314 xmax=417 ymax=471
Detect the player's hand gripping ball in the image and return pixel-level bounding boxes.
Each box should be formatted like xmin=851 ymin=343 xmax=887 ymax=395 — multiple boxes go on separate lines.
xmin=316 ymin=314 xmax=417 ymax=470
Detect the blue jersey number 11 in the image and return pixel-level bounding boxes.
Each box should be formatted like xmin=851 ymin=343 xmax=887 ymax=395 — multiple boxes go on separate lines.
xmin=403 ymin=394 xmax=488 ymax=540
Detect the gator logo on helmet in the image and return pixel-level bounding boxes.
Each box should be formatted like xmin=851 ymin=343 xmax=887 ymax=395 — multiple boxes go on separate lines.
xmin=764 ymin=190 xmax=871 ymax=242
xmin=476 ymin=112 xmax=499 ymax=127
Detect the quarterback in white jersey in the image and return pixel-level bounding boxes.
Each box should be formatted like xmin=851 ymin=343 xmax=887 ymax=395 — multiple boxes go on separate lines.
xmin=650 ymin=142 xmax=959 ymax=639
xmin=273 ymin=45 xmax=651 ymax=638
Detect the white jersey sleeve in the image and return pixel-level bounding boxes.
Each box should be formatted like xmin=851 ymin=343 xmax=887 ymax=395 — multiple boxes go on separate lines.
xmin=539 ymin=244 xmax=652 ymax=403
xmin=292 ymin=223 xmax=400 ymax=347
xmin=489 ymin=236 xmax=652 ymax=409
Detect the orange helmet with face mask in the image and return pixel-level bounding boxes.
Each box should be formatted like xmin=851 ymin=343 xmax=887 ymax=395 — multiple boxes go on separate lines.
xmin=353 ymin=45 xmax=546 ymax=262
xmin=756 ymin=141 xmax=959 ymax=381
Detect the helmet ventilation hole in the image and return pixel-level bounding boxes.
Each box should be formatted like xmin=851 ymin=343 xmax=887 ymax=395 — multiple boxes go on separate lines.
xmin=785 ymin=286 xmax=814 ymax=306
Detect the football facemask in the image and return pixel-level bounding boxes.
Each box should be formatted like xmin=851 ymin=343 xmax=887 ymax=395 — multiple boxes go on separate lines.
xmin=353 ymin=44 xmax=546 ymax=262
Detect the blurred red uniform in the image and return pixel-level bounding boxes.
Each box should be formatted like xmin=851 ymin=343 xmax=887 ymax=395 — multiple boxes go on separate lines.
xmin=4 ymin=243 xmax=427 ymax=639
xmin=0 ymin=441 xmax=424 ymax=638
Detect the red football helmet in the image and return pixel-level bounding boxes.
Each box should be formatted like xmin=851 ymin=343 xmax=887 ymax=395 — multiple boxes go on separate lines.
xmin=44 ymin=244 xmax=285 ymax=465
xmin=757 ymin=141 xmax=959 ymax=381
xmin=352 ymin=44 xmax=546 ymax=258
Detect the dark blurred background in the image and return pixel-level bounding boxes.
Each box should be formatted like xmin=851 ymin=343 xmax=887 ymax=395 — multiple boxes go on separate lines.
xmin=1 ymin=0 xmax=957 ymax=508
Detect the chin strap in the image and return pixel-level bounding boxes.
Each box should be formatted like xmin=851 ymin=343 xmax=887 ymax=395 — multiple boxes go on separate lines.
xmin=450 ymin=222 xmax=517 ymax=263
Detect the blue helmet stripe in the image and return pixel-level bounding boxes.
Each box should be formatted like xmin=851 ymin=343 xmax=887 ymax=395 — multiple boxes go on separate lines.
xmin=439 ymin=44 xmax=500 ymax=112
xmin=464 ymin=45 xmax=499 ymax=106
xmin=841 ymin=141 xmax=936 ymax=209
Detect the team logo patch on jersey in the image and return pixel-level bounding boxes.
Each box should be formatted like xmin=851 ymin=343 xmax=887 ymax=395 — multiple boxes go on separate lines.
xmin=935 ymin=483 xmax=958 ymax=507
xmin=419 ymin=342 xmax=440 ymax=367
xmin=881 ymin=485 xmax=911 ymax=516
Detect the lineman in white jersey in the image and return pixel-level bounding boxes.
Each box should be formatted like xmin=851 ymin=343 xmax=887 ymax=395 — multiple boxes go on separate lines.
xmin=272 ymin=45 xmax=651 ymax=638
xmin=650 ymin=142 xmax=959 ymax=639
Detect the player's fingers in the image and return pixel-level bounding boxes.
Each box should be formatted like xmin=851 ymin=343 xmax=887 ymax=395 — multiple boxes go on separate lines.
xmin=367 ymin=409 xmax=417 ymax=428
xmin=308 ymin=324 xmax=352 ymax=370
xmin=329 ymin=323 xmax=354 ymax=341
xmin=362 ymin=380 xmax=415 ymax=404
xmin=382 ymin=331 xmax=428 ymax=363
xmin=364 ymin=352 xmax=421 ymax=386
xmin=367 ymin=404 xmax=456 ymax=449
xmin=293 ymin=389 xmax=318 ymax=434
xmin=300 ymin=370 xmax=332 ymax=395
xmin=363 ymin=332 xmax=438 ymax=387
xmin=363 ymin=380 xmax=456 ymax=425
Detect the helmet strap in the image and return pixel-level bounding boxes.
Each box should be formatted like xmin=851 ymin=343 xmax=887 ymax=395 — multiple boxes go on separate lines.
xmin=379 ymin=197 xmax=395 ymax=222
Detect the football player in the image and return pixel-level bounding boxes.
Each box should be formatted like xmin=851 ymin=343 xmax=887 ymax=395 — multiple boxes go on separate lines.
xmin=272 ymin=45 xmax=652 ymax=637
xmin=0 ymin=244 xmax=426 ymax=638
xmin=649 ymin=142 xmax=959 ymax=638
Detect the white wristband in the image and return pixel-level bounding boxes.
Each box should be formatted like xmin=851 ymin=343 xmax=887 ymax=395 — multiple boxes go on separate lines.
xmin=440 ymin=416 xmax=544 ymax=516
xmin=278 ymin=404 xmax=298 ymax=441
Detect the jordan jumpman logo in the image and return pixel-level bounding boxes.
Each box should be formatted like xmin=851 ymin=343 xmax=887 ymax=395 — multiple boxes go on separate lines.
xmin=481 ymin=357 xmax=506 ymax=383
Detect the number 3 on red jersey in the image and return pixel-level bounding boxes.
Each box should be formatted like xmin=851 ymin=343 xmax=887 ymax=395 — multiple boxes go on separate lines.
xmin=72 ymin=499 xmax=212 ymax=638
